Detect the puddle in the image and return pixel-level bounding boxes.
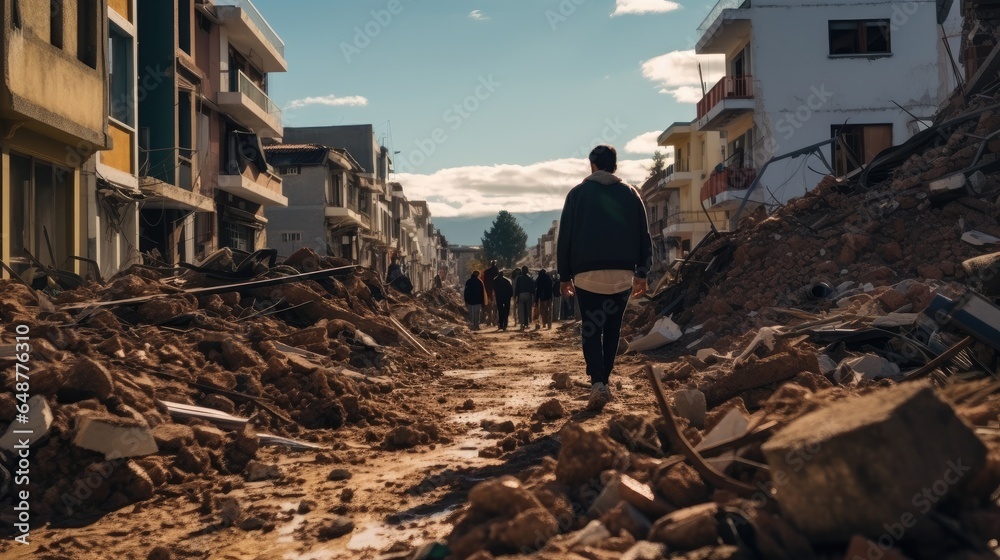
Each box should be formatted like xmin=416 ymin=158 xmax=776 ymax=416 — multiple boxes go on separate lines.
xmin=347 ymin=509 xmax=455 ymax=552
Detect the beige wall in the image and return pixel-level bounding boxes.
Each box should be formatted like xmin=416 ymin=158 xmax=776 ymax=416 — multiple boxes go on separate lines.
xmin=104 ymin=121 xmax=133 ymax=173
xmin=2 ymin=0 xmax=109 ymax=149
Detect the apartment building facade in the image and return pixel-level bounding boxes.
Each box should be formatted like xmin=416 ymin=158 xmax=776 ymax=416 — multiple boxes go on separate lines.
xmin=694 ymin=0 xmax=961 ymax=216
xmin=137 ymin=0 xmax=287 ymax=265
xmin=0 ymin=0 xmax=112 ymax=276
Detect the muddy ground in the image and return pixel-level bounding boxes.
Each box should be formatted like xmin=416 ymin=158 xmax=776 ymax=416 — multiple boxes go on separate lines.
xmin=0 ymin=320 xmax=649 ymax=560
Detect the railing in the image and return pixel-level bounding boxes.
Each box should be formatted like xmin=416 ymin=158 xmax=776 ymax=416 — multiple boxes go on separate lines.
xmin=697 ymin=75 xmax=754 ymax=120
xmin=236 ymin=70 xmax=281 ymax=116
xmin=697 ymin=0 xmax=750 ymax=32
xmin=215 ymin=0 xmax=285 ymax=57
xmin=674 ymin=159 xmax=690 ymax=173
xmin=649 ymin=218 xmax=666 ymax=236
xmin=700 ymin=167 xmax=758 ymax=202
xmin=665 ymin=211 xmax=708 ymax=227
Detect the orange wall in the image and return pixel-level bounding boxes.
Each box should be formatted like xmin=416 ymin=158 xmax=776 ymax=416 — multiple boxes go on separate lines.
xmin=109 ymin=0 xmax=132 ymax=23
xmin=105 ymin=121 xmax=134 ymax=173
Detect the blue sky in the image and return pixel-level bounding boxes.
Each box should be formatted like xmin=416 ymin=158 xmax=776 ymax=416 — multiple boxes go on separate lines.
xmin=254 ymin=0 xmax=727 ymax=219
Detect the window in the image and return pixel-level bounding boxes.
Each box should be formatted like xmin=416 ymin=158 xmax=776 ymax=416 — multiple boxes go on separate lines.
xmin=9 ymin=152 xmax=73 ymax=273
xmin=829 ymin=20 xmax=890 ymax=56
xmin=50 ymin=0 xmax=63 ymax=48
xmin=281 ymin=232 xmax=302 ymax=243
xmin=329 ymin=172 xmax=343 ymax=206
xmin=177 ymin=0 xmax=192 ymax=55
xmin=832 ymin=124 xmax=892 ymax=175
xmin=77 ymin=0 xmax=97 ymax=67
xmin=281 ymin=166 xmax=300 ymax=175
xmin=108 ymin=24 xmax=134 ymax=125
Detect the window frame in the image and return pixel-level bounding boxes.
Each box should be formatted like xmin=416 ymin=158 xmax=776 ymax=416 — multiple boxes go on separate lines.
xmin=828 ymin=19 xmax=891 ymax=57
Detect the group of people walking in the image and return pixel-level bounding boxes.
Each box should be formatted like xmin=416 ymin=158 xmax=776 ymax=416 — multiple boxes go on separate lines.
xmin=463 ymin=262 xmax=574 ymax=332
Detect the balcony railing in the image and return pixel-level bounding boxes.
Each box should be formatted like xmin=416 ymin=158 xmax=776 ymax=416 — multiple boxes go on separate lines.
xmin=674 ymin=159 xmax=690 ymax=173
xmin=649 ymin=218 xmax=666 ymax=235
xmin=215 ymin=0 xmax=285 ymax=57
xmin=700 ymin=167 xmax=758 ymax=202
xmin=665 ymin=211 xmax=708 ymax=227
xmin=697 ymin=75 xmax=754 ymax=120
xmin=236 ymin=70 xmax=280 ymax=116
xmin=698 ymin=0 xmax=750 ymax=32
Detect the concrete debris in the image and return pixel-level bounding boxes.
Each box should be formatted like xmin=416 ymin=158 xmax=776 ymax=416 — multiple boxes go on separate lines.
xmin=834 ymin=354 xmax=903 ymax=385
xmin=0 ymin=394 xmax=52 ymax=450
xmin=672 ymin=388 xmax=707 ymax=429
xmin=761 ymin=382 xmax=988 ymax=541
xmin=694 ymin=408 xmax=749 ymax=474
xmin=73 ymin=414 xmax=158 ymax=459
xmin=245 ymin=460 xmax=283 ymax=482
xmin=628 ymin=317 xmax=682 ymax=352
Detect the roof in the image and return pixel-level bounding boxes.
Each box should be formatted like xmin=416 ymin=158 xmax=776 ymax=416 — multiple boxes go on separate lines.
xmin=264 ymin=143 xmax=364 ymax=171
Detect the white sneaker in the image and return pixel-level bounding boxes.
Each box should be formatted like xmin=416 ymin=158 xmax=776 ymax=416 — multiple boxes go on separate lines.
xmin=587 ymin=383 xmax=610 ymax=411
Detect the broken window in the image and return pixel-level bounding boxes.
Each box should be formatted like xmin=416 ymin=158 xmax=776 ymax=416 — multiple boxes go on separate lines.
xmin=829 ymin=20 xmax=890 ymax=56
xmin=832 ymin=124 xmax=893 ymax=175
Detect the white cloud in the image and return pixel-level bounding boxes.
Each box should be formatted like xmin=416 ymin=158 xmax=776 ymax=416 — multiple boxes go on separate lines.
xmin=640 ymin=50 xmax=726 ymax=103
xmin=396 ymin=157 xmax=654 ymax=218
xmin=624 ymin=131 xmax=663 ymax=154
xmin=468 ymin=9 xmax=489 ymax=20
xmin=285 ymin=94 xmax=369 ymax=110
xmin=612 ymin=0 xmax=681 ymax=16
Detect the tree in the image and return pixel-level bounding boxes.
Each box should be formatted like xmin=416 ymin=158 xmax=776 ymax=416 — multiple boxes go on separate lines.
xmin=481 ymin=211 xmax=528 ymax=269
xmin=647 ymin=151 xmax=668 ymax=180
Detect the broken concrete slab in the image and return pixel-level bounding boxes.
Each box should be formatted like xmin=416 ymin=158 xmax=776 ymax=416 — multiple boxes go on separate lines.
xmin=0 ymin=395 xmax=52 ymax=450
xmin=618 ymin=474 xmax=675 ymax=519
xmin=73 ymin=413 xmax=158 ymax=459
xmin=761 ymin=382 xmax=988 ymax=542
xmin=647 ymin=502 xmax=720 ymax=550
xmin=672 ymin=389 xmax=707 ymax=429
xmin=245 ymin=460 xmax=283 ymax=482
xmin=694 ymin=408 xmax=749 ymax=473
xmin=628 ymin=317 xmax=682 ymax=352
xmin=834 ymin=354 xmax=902 ymax=385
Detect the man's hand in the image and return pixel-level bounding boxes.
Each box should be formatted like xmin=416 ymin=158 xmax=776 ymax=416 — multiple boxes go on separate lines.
xmin=561 ymin=281 xmax=575 ymax=298
xmin=632 ymin=277 xmax=648 ymax=298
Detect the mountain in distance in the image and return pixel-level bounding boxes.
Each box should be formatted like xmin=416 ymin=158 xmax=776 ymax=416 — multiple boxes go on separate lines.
xmin=435 ymin=210 xmax=561 ymax=247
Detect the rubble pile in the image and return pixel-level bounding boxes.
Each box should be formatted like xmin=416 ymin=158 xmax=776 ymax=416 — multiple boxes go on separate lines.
xmin=0 ymin=247 xmax=470 ymax=519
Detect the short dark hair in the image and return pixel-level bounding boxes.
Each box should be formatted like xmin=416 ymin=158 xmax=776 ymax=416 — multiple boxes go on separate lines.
xmin=589 ymin=144 xmax=617 ymax=173
xmin=521 ymin=265 xmax=528 ymax=273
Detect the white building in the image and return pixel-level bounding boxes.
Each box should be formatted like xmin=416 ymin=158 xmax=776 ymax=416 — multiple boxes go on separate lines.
xmin=694 ymin=0 xmax=962 ymax=217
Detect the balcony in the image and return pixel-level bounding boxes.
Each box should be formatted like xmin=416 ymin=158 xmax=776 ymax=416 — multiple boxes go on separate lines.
xmin=662 ymin=160 xmax=693 ymax=188
xmin=218 ymin=71 xmax=283 ymax=138
xmin=325 ymin=206 xmax=371 ymax=230
xmin=648 ymin=218 xmax=666 ymax=239
xmin=700 ymin=167 xmax=761 ymax=211
xmin=215 ymin=0 xmax=288 ymax=72
xmin=658 ymin=122 xmax=692 ymax=148
xmin=663 ymin=211 xmax=714 ymax=236
xmin=696 ymin=0 xmax=752 ymax=54
xmin=696 ymin=75 xmax=754 ymax=131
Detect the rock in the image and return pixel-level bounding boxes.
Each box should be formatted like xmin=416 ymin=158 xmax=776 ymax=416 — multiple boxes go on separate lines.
xmin=192 ymin=425 xmax=226 ymax=448
xmin=560 ymin=519 xmax=612 ymax=549
xmin=694 ymin=408 xmax=749 ymax=473
xmin=462 ymin=399 xmax=476 ymax=410
xmin=653 ymin=463 xmax=709 ymax=508
xmin=877 ymin=288 xmax=908 ymax=312
xmin=340 ymin=488 xmax=354 ymax=502
xmin=468 ymin=476 xmax=543 ymax=517
xmin=618 ymin=474 xmax=675 ymax=518
xmin=317 ymin=515 xmax=355 ymax=540
xmin=672 ymin=389 xmax=707 ymax=429
xmin=492 ymin=507 xmax=559 ymax=550
xmin=138 ymin=296 xmax=196 ymax=324
xmin=147 ymin=546 xmax=171 ymax=560
xmin=535 ymin=399 xmax=565 ymax=420
xmin=0 ymin=394 xmax=52 ymax=450
xmin=245 ymin=461 xmax=283 ymax=482
xmin=120 ymin=461 xmax=155 ymax=501
xmin=327 ymin=468 xmax=353 ymax=481
xmin=761 ymin=382 xmax=988 ymax=541
xmin=239 ymin=517 xmax=266 ymax=531
xmin=62 ymin=357 xmax=115 ymax=402
xmin=73 ymin=413 xmax=158 ymax=459
xmin=151 ymin=423 xmax=195 ymax=453
xmin=218 ymin=496 xmax=241 ymax=527
xmin=647 ymin=503 xmax=720 ymax=550
xmin=621 ymin=541 xmax=669 ymax=560
xmin=221 ymin=340 xmax=265 ymax=371
xmin=601 ymin=502 xmax=653 ymax=541
xmin=552 ymin=372 xmax=572 ymax=389
xmin=701 ymin=350 xmax=820 ymax=405
xmin=383 ymin=425 xmax=425 ymax=450
xmin=555 ymin=423 xmax=626 ymax=487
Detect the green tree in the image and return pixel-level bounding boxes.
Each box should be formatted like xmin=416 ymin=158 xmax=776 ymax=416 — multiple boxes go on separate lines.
xmin=647 ymin=151 xmax=668 ymax=180
xmin=481 ymin=211 xmax=528 ymax=269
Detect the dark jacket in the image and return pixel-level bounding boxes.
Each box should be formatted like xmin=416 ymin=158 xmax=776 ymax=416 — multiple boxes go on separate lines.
xmin=551 ymin=277 xmax=562 ymax=297
xmin=557 ymin=171 xmax=653 ymax=280
xmin=493 ymin=276 xmax=513 ymax=302
xmin=483 ymin=265 xmax=499 ymax=295
xmin=464 ymin=277 xmax=485 ymax=305
xmin=535 ymin=271 xmax=553 ymax=301
xmin=514 ymin=273 xmax=535 ymax=296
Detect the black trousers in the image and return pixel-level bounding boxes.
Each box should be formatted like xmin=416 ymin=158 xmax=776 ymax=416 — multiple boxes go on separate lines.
xmin=497 ymin=301 xmax=511 ymax=330
xmin=576 ymin=287 xmax=631 ymax=385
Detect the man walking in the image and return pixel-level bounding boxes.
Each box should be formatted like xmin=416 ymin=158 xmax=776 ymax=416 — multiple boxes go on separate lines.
xmin=483 ymin=260 xmax=499 ymax=327
xmin=535 ymin=269 xmax=554 ymax=330
xmin=513 ymin=265 xmax=535 ymax=331
xmin=557 ymin=145 xmax=652 ymax=411
xmin=493 ymin=270 xmax=514 ymax=331
xmin=464 ymin=271 xmax=486 ymax=331
xmin=550 ymin=272 xmax=562 ymax=325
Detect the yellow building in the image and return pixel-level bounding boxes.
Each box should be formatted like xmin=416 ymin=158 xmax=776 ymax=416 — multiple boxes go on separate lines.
xmin=0 ymin=0 xmax=112 ymax=276
xmin=652 ymin=121 xmax=728 ymax=263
